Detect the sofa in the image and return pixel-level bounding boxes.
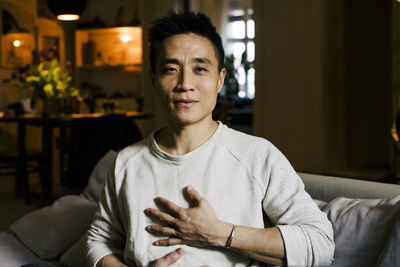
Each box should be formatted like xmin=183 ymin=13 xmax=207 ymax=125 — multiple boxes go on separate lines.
xmin=1 ymin=150 xmax=399 ymax=267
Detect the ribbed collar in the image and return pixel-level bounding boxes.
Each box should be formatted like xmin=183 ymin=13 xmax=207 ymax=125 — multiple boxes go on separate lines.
xmin=149 ymin=121 xmax=224 ymax=163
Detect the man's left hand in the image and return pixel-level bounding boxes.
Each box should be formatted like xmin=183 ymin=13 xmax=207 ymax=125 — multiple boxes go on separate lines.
xmin=153 ymin=248 xmax=210 ymax=267
xmin=144 ymin=185 xmax=231 ymax=247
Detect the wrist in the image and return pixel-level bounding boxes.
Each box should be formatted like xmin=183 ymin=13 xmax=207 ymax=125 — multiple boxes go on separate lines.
xmin=210 ymin=221 xmax=234 ymax=247
xmin=225 ymin=224 xmax=235 ymax=249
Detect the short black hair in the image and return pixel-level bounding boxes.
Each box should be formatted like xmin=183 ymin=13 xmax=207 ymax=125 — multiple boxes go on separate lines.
xmin=148 ymin=11 xmax=225 ymax=72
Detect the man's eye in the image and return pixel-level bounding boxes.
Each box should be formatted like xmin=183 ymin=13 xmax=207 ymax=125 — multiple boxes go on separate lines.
xmin=195 ymin=67 xmax=207 ymax=73
xmin=164 ymin=68 xmax=177 ymax=73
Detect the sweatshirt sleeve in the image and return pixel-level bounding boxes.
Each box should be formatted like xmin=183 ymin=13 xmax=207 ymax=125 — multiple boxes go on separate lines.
xmin=261 ymin=145 xmax=335 ymax=266
xmin=86 ymin=159 xmax=126 ymax=267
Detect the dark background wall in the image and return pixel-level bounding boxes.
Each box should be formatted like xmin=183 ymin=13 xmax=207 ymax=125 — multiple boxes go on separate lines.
xmin=254 ymin=0 xmax=395 ymax=179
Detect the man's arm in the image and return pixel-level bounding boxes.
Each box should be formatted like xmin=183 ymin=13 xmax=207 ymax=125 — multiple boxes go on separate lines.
xmin=228 ymin=225 xmax=285 ymax=266
xmin=86 ymin=161 xmax=127 ymax=267
xmin=145 ymin=186 xmax=286 ymax=265
xmin=96 ymin=254 xmax=128 ymax=267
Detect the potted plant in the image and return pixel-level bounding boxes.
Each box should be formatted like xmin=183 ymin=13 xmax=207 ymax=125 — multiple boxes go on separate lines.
xmin=223 ymin=54 xmax=239 ymax=100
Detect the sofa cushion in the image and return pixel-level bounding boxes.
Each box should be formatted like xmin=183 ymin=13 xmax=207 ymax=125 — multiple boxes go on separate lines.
xmin=323 ymin=195 xmax=400 ymax=267
xmin=9 ymin=195 xmax=98 ymax=261
xmin=0 ymin=232 xmax=40 ymax=266
xmin=375 ymin=212 xmax=400 ymax=267
xmin=82 ymin=150 xmax=118 ymax=203
xmin=60 ymin=234 xmax=88 ymax=267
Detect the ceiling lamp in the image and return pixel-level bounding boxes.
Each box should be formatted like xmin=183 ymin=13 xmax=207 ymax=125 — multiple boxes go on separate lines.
xmin=47 ymin=0 xmax=87 ymax=21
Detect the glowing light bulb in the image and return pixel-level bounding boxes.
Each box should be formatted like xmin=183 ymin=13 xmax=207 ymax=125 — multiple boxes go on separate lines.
xmin=57 ymin=14 xmax=80 ymax=21
xmin=13 ymin=40 xmax=21 ymax=47
xmin=121 ymin=34 xmax=132 ymax=43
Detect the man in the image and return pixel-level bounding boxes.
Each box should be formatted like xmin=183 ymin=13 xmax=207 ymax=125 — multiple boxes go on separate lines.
xmin=86 ymin=11 xmax=334 ymax=267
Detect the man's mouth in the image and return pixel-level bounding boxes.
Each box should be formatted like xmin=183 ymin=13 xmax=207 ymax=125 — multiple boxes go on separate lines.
xmin=173 ymin=99 xmax=199 ymax=108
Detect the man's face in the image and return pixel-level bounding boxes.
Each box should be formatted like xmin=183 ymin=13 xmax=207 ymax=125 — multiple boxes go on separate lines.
xmin=152 ymin=33 xmax=226 ymax=126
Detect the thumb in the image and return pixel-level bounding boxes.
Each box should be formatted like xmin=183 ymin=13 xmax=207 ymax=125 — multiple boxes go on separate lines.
xmin=153 ymin=248 xmax=183 ymax=267
xmin=186 ymin=185 xmax=203 ymax=205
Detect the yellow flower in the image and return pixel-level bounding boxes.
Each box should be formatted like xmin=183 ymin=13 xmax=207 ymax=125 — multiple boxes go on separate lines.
xmin=40 ymin=70 xmax=50 ymax=82
xmin=51 ymin=67 xmax=61 ymax=81
xmin=43 ymin=83 xmax=54 ymax=98
xmin=56 ymin=80 xmax=68 ymax=92
xmin=16 ymin=58 xmax=80 ymax=100
xmin=26 ymin=76 xmax=40 ymax=82
xmin=70 ymin=88 xmax=79 ymax=97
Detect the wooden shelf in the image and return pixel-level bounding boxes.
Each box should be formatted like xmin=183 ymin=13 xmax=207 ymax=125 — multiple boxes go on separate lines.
xmin=77 ymin=64 xmax=142 ymax=72
xmin=75 ymin=26 xmax=142 ymax=67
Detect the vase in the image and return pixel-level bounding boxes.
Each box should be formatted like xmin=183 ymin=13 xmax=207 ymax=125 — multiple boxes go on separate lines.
xmin=57 ymin=98 xmax=80 ymax=114
xmin=42 ymin=99 xmax=57 ymax=116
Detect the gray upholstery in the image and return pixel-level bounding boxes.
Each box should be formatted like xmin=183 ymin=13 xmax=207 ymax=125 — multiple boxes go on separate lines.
xmin=1 ymin=172 xmax=399 ymax=267
xmin=0 ymin=232 xmax=38 ymax=265
xmin=9 ymin=195 xmax=98 ymax=260
xmin=0 ymin=232 xmax=60 ymax=267
xmin=299 ymin=172 xmax=400 ymax=202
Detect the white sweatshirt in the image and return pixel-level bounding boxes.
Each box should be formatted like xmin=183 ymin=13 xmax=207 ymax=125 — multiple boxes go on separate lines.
xmin=86 ymin=122 xmax=334 ymax=267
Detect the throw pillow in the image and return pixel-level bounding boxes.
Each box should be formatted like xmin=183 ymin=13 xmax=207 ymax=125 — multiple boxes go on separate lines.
xmin=60 ymin=234 xmax=88 ymax=267
xmin=323 ymin=195 xmax=400 ymax=267
xmin=313 ymin=199 xmax=327 ymax=210
xmin=82 ymin=150 xmax=118 ymax=203
xmin=9 ymin=195 xmax=98 ymax=260
xmin=375 ymin=213 xmax=400 ymax=267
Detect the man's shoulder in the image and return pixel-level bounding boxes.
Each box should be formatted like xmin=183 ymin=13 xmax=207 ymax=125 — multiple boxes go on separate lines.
xmin=115 ymin=138 xmax=150 ymax=170
xmin=218 ymin=126 xmax=277 ymax=161
xmin=220 ymin=126 xmax=272 ymax=152
xmin=120 ymin=137 xmax=148 ymax=155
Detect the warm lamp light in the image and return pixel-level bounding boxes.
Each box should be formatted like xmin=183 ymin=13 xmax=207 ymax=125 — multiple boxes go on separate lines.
xmin=119 ymin=28 xmax=142 ymax=65
xmin=47 ymin=0 xmax=87 ymax=21
xmin=2 ymin=33 xmax=32 ymax=68
xmin=78 ymin=27 xmax=142 ymax=66
xmin=57 ymin=14 xmax=80 ymax=21
xmin=13 ymin=40 xmax=21 ymax=47
xmin=120 ymin=34 xmax=132 ymax=43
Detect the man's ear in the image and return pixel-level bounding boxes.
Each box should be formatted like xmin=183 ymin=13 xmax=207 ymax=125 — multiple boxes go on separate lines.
xmin=218 ymin=68 xmax=226 ymax=93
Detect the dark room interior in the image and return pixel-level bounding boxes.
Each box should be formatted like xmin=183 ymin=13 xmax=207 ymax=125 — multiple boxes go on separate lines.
xmin=0 ymin=0 xmax=400 ymax=266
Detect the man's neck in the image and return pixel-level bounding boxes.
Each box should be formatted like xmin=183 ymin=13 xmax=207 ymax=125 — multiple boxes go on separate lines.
xmin=155 ymin=119 xmax=219 ymax=156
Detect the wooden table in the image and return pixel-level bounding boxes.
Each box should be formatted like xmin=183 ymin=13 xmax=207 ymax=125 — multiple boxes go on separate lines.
xmin=0 ymin=111 xmax=151 ymax=204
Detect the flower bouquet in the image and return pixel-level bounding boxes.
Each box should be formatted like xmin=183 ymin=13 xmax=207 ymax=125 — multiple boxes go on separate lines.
xmin=16 ymin=50 xmax=81 ymax=114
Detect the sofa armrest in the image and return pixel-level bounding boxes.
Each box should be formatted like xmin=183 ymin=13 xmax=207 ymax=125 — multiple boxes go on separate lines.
xmin=298 ymin=172 xmax=400 ymax=202
xmin=0 ymin=232 xmax=40 ymax=266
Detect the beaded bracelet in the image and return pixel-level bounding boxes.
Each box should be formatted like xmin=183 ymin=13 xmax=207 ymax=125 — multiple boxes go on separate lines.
xmin=225 ymin=224 xmax=236 ymax=249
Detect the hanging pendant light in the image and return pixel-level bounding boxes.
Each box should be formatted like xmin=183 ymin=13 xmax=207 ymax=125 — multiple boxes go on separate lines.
xmin=47 ymin=0 xmax=88 ymax=21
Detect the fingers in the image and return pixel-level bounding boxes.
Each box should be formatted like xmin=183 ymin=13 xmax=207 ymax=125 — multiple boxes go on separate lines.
xmin=186 ymin=185 xmax=203 ymax=205
xmin=155 ymin=197 xmax=182 ymax=216
xmin=153 ymin=248 xmax=183 ymax=267
xmin=153 ymin=238 xmax=184 ymax=246
xmin=146 ymin=224 xmax=177 ymax=237
xmin=145 ymin=208 xmax=177 ymax=224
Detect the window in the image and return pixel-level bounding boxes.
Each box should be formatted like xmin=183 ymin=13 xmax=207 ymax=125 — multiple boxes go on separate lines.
xmin=225 ymin=5 xmax=254 ymax=99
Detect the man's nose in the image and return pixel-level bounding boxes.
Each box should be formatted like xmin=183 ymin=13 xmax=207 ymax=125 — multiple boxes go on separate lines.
xmin=177 ymin=69 xmax=194 ymax=91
